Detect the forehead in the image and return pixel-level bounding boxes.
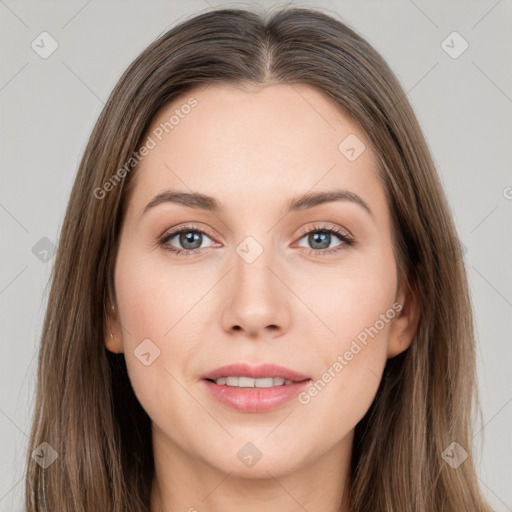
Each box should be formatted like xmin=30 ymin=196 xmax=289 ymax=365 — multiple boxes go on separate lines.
xmin=128 ymin=83 xmax=385 ymax=220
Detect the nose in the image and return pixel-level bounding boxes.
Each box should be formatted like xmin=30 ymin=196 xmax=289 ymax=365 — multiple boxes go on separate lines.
xmin=220 ymin=245 xmax=291 ymax=338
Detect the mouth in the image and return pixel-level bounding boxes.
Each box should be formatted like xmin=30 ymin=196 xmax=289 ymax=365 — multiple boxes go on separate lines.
xmin=205 ymin=376 xmax=297 ymax=387
xmin=200 ymin=363 xmax=312 ymax=413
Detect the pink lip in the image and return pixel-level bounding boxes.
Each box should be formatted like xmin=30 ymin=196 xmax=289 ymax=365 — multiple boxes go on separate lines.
xmin=200 ymin=363 xmax=311 ymax=413
xmin=200 ymin=363 xmax=310 ymax=382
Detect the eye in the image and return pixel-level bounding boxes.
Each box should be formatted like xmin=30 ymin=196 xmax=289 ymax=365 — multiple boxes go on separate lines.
xmin=295 ymin=224 xmax=354 ymax=255
xmin=158 ymin=225 xmax=217 ymax=255
xmin=158 ymin=223 xmax=354 ymax=257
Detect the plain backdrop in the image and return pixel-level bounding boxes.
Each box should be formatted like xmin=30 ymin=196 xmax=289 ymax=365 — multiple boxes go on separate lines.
xmin=1 ymin=1 xmax=511 ymax=510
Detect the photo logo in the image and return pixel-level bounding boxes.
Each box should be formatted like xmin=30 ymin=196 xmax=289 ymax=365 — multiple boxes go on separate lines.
xmin=441 ymin=31 xmax=469 ymax=60
xmin=236 ymin=442 xmax=263 ymax=468
xmin=31 ymin=442 xmax=58 ymax=469
xmin=338 ymin=133 xmax=366 ymax=162
xmin=31 ymin=31 xmax=59 ymax=59
xmin=134 ymin=338 xmax=161 ymax=366
xmin=236 ymin=236 xmax=264 ymax=264
xmin=441 ymin=441 xmax=469 ymax=469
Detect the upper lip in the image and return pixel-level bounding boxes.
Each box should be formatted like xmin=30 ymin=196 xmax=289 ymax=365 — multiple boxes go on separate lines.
xmin=201 ymin=363 xmax=311 ymax=382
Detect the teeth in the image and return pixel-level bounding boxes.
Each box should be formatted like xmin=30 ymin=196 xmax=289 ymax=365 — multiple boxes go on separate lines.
xmin=213 ymin=376 xmax=294 ymax=387
xmin=226 ymin=376 xmax=239 ymax=386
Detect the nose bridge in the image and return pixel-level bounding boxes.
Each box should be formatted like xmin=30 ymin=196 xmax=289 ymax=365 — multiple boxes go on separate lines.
xmin=233 ymin=234 xmax=279 ymax=305
xmin=220 ymin=233 xmax=290 ymax=335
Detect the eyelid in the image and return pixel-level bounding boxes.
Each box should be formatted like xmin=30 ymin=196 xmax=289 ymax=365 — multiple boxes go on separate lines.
xmin=295 ymin=222 xmax=353 ymax=240
xmin=159 ymin=222 xmax=218 ymax=241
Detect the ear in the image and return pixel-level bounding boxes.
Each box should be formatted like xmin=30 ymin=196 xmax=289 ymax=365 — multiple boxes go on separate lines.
xmin=387 ymin=275 xmax=420 ymax=359
xmin=104 ymin=301 xmax=124 ymax=354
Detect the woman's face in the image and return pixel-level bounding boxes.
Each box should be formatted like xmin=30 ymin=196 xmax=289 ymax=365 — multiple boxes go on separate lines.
xmin=109 ymin=83 xmax=416 ymax=478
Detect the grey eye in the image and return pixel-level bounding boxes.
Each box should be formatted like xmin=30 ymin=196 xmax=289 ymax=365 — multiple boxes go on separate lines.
xmin=166 ymin=230 xmax=214 ymax=251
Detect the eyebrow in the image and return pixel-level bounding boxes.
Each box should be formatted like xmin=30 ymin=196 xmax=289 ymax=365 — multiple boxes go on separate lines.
xmin=142 ymin=189 xmax=373 ymax=218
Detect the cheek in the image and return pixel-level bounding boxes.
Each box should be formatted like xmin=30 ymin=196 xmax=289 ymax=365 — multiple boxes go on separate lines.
xmin=292 ymin=246 xmax=397 ymax=417
xmin=295 ymin=243 xmax=398 ymax=354
xmin=114 ymin=247 xmax=206 ymax=343
xmin=113 ymin=248 xmax=211 ymax=425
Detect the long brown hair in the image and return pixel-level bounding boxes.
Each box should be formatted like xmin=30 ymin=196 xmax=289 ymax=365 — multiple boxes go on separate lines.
xmin=25 ymin=6 xmax=494 ymax=511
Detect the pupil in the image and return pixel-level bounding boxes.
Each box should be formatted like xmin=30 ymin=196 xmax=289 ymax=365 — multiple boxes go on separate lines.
xmin=310 ymin=232 xmax=330 ymax=250
xmin=180 ymin=231 xmax=201 ymax=249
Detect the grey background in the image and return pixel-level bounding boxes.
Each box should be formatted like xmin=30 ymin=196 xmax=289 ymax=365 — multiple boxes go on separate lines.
xmin=1 ymin=0 xmax=511 ymax=510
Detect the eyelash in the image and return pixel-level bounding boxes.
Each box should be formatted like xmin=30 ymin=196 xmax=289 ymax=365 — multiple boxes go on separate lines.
xmin=158 ymin=223 xmax=354 ymax=257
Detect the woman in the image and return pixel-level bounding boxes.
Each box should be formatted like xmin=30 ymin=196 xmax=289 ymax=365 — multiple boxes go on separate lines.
xmin=24 ymin=6 xmax=494 ymax=511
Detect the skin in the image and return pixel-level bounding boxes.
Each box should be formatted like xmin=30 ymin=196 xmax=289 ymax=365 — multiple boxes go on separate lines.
xmin=106 ymin=83 xmax=419 ymax=512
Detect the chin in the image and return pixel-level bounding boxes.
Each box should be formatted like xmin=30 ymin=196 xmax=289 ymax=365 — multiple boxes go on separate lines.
xmin=192 ymin=435 xmax=316 ymax=480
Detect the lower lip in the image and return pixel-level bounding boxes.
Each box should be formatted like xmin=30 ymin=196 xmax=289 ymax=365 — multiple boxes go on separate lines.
xmin=201 ymin=379 xmax=311 ymax=413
